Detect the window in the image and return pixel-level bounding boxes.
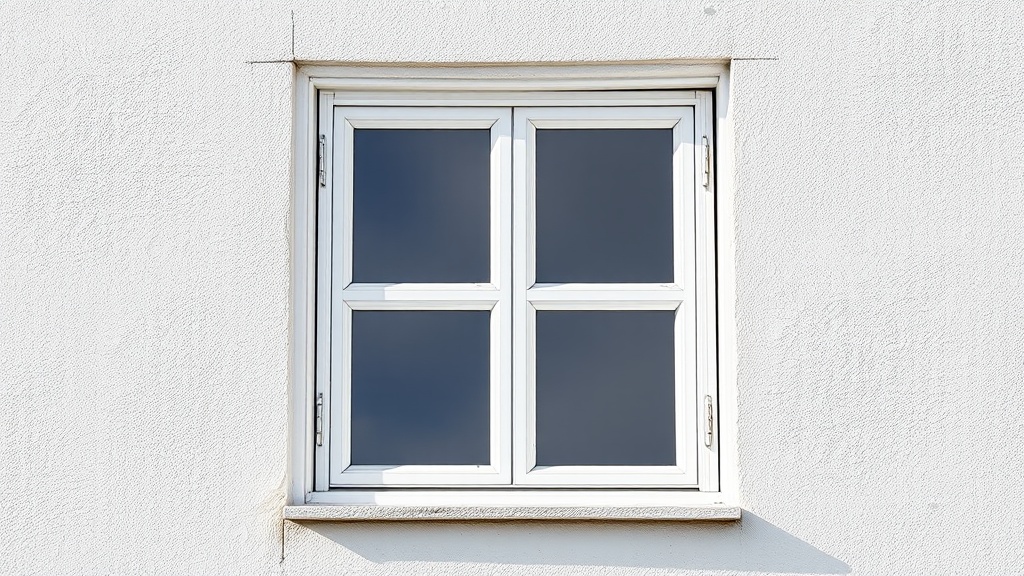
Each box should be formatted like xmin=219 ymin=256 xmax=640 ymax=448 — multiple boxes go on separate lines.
xmin=298 ymin=73 xmax=724 ymax=509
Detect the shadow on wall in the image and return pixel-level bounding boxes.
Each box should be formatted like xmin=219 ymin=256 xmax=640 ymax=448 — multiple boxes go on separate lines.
xmin=290 ymin=512 xmax=850 ymax=573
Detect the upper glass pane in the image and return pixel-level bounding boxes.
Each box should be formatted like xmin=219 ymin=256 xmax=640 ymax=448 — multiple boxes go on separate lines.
xmin=352 ymin=129 xmax=490 ymax=283
xmin=534 ymin=310 xmax=676 ymax=466
xmin=350 ymin=310 xmax=490 ymax=466
xmin=534 ymin=128 xmax=674 ymax=283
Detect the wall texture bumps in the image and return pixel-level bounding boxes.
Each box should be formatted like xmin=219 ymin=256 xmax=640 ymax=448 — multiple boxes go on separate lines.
xmin=1 ymin=1 xmax=1022 ymax=574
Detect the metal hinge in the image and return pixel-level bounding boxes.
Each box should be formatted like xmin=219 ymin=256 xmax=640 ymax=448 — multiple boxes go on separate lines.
xmin=704 ymin=395 xmax=714 ymax=447
xmin=702 ymin=135 xmax=711 ymax=189
xmin=317 ymin=135 xmax=326 ymax=187
xmin=315 ymin=393 xmax=324 ymax=446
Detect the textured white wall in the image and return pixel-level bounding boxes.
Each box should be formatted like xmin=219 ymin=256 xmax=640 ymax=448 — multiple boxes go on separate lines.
xmin=2 ymin=1 xmax=1023 ymax=575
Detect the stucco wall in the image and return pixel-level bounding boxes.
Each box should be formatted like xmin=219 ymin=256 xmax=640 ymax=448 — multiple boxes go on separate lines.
xmin=2 ymin=1 xmax=1022 ymax=574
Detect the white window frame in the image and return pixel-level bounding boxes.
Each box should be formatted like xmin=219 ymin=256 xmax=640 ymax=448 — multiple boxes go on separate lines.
xmin=513 ymin=106 xmax=700 ymax=487
xmin=289 ymin=64 xmax=736 ymax=511
xmin=321 ymin=106 xmax=512 ymax=487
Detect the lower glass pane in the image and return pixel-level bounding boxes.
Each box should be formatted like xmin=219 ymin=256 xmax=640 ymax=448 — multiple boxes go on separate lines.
xmin=350 ymin=310 xmax=490 ymax=466
xmin=534 ymin=310 xmax=676 ymax=466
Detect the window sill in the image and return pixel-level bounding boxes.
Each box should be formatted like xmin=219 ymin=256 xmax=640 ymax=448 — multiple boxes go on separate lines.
xmin=283 ymin=504 xmax=741 ymax=522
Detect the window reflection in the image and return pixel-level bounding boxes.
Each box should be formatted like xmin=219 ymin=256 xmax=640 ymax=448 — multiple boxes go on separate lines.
xmin=535 ymin=129 xmax=674 ymax=283
xmin=353 ymin=129 xmax=491 ymax=283
xmin=351 ymin=310 xmax=491 ymax=466
xmin=535 ymin=310 xmax=676 ymax=466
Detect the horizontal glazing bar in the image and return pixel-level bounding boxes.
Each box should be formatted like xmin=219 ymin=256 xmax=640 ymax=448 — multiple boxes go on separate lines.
xmin=527 ymin=284 xmax=685 ymax=304
xmin=343 ymin=283 xmax=502 ymax=302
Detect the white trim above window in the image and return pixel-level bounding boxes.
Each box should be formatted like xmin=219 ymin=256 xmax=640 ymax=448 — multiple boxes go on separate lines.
xmin=290 ymin=64 xmax=733 ymax=514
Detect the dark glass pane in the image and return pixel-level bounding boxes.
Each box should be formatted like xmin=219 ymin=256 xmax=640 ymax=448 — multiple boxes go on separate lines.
xmin=535 ymin=311 xmax=675 ymax=466
xmin=535 ymin=129 xmax=674 ymax=283
xmin=353 ymin=129 xmax=490 ymax=283
xmin=350 ymin=311 xmax=490 ymax=465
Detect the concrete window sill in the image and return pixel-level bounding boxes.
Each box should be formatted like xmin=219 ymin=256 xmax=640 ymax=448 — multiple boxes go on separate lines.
xmin=283 ymin=504 xmax=741 ymax=522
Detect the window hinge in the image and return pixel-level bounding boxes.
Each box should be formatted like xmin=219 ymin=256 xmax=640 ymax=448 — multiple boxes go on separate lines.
xmin=317 ymin=135 xmax=326 ymax=187
xmin=702 ymin=135 xmax=711 ymax=189
xmin=315 ymin=393 xmax=324 ymax=447
xmin=704 ymin=395 xmax=714 ymax=447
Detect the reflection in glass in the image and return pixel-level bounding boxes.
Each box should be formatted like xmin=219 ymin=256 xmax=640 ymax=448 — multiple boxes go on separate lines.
xmin=350 ymin=311 xmax=490 ymax=465
xmin=535 ymin=311 xmax=676 ymax=466
xmin=535 ymin=129 xmax=674 ymax=283
xmin=353 ymin=129 xmax=490 ymax=283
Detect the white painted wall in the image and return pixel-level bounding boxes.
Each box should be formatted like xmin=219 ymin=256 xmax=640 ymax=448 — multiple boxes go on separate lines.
xmin=2 ymin=1 xmax=1022 ymax=574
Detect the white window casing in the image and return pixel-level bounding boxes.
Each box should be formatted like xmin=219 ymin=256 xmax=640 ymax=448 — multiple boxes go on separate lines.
xmin=290 ymin=64 xmax=732 ymax=513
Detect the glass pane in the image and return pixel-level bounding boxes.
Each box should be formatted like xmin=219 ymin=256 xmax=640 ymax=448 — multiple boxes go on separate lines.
xmin=535 ymin=310 xmax=675 ymax=466
xmin=535 ymin=129 xmax=674 ymax=283
xmin=350 ymin=311 xmax=490 ymax=465
xmin=353 ymin=129 xmax=490 ymax=283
